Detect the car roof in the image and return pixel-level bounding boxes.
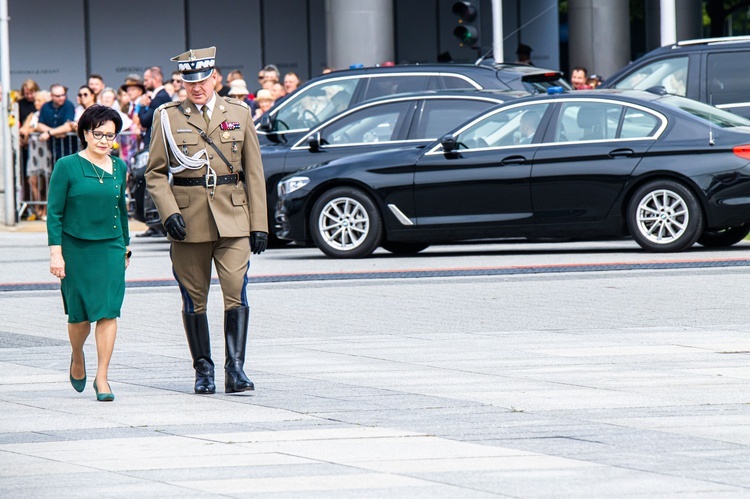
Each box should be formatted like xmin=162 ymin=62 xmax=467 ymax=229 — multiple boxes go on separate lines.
xmin=604 ymin=35 xmax=750 ymax=84
xmin=355 ymin=88 xmax=530 ymax=106
xmin=308 ymin=63 xmax=565 ymax=83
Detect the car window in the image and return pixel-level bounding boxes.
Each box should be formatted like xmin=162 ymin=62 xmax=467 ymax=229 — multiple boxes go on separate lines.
xmin=273 ymin=79 xmax=358 ymax=132
xmin=706 ymin=51 xmax=750 ymax=106
xmin=320 ymin=101 xmax=412 ymax=146
xmin=521 ymin=75 xmax=572 ymax=93
xmin=620 ymin=107 xmax=660 ymax=138
xmin=455 ymin=103 xmax=551 ymax=149
xmin=613 ymin=56 xmax=689 ymax=96
xmin=362 ymin=76 xmax=428 ymax=101
xmin=553 ymin=102 xmax=622 ymax=142
xmin=414 ymin=99 xmax=495 ymax=140
xmin=660 ymin=95 xmax=750 ymax=128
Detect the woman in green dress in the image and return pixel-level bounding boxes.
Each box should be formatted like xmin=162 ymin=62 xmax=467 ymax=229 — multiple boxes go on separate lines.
xmin=47 ymin=105 xmax=129 ymax=402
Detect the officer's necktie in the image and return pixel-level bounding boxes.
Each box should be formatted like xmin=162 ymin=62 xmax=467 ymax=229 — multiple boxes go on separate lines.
xmin=202 ymin=106 xmax=210 ymax=128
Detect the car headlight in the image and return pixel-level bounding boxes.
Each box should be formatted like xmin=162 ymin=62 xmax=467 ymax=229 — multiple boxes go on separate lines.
xmin=278 ymin=176 xmax=310 ymax=197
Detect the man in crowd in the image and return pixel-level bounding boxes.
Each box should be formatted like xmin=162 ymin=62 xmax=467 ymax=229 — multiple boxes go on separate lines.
xmin=214 ymin=67 xmax=230 ymax=97
xmin=138 ymin=66 xmax=172 ymax=146
xmin=145 ymin=46 xmax=268 ymax=395
xmin=88 ymin=74 xmax=106 ymax=103
xmin=37 ymin=84 xmax=76 ymax=160
xmin=570 ymin=67 xmax=592 ymax=90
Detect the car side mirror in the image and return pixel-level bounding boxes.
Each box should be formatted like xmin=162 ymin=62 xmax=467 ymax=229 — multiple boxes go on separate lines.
xmin=308 ymin=132 xmax=321 ymax=152
xmin=258 ymin=112 xmax=274 ymax=132
xmin=441 ymin=134 xmax=457 ymax=153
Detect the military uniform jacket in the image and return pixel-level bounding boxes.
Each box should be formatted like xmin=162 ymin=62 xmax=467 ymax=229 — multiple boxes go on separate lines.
xmin=145 ymin=96 xmax=268 ymax=243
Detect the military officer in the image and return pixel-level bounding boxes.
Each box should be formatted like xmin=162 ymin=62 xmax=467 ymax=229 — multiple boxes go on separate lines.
xmin=145 ymin=47 xmax=268 ymax=395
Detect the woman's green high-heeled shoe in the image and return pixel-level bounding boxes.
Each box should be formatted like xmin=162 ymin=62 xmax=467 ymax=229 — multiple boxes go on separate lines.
xmin=69 ymin=354 xmax=86 ymax=393
xmin=93 ymin=379 xmax=114 ymax=402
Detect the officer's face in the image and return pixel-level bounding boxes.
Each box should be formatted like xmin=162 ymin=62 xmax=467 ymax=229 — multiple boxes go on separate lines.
xmin=185 ymin=72 xmax=217 ymax=106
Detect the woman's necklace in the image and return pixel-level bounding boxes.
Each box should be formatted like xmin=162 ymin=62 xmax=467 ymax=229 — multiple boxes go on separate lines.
xmin=83 ymin=150 xmax=110 ymax=184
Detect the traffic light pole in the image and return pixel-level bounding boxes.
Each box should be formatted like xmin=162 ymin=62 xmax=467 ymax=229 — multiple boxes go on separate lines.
xmin=491 ymin=0 xmax=503 ymax=62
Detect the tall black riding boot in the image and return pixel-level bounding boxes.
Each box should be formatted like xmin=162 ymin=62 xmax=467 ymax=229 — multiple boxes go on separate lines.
xmin=224 ymin=306 xmax=255 ymax=393
xmin=182 ymin=312 xmax=216 ymax=394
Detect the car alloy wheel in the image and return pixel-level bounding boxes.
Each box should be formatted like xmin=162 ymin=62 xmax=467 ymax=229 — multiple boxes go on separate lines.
xmin=627 ymin=180 xmax=703 ymax=252
xmin=310 ymin=187 xmax=383 ymax=258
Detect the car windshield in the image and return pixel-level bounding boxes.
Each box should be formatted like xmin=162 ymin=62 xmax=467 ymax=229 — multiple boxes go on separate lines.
xmin=660 ymin=95 xmax=750 ymax=128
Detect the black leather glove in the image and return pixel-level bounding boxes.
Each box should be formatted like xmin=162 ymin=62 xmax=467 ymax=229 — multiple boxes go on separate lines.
xmin=164 ymin=213 xmax=187 ymax=241
xmin=250 ymin=231 xmax=268 ymax=254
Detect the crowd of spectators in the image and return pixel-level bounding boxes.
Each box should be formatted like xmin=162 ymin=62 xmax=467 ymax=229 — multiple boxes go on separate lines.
xmin=12 ymin=63 xmax=308 ymax=221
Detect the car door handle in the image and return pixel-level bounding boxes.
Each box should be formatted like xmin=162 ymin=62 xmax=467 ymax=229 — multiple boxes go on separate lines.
xmin=501 ymin=155 xmax=527 ymax=166
xmin=609 ymin=148 xmax=634 ymax=158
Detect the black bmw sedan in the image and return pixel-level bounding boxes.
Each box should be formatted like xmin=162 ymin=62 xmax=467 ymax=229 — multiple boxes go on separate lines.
xmin=261 ymin=89 xmax=526 ymax=239
xmin=275 ymin=89 xmax=750 ymax=258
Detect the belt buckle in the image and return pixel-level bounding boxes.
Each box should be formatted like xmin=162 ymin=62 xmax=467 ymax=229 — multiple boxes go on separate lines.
xmin=205 ymin=172 xmax=217 ymax=189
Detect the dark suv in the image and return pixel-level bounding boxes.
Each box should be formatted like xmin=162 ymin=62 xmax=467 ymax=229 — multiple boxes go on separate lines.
xmin=603 ymin=36 xmax=750 ymax=118
xmin=257 ymin=63 xmax=570 ymax=144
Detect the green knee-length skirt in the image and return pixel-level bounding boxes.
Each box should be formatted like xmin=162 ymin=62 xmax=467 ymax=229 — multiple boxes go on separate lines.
xmin=61 ymin=233 xmax=126 ymax=324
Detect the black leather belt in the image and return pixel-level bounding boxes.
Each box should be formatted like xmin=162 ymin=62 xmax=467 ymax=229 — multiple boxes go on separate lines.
xmin=173 ymin=172 xmax=244 ymax=188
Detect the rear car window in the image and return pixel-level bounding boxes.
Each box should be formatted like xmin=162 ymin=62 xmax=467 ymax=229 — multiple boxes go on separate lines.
xmin=521 ymin=74 xmax=572 ymax=93
xmin=660 ymin=95 xmax=750 ymax=127
xmin=706 ymin=51 xmax=750 ymax=106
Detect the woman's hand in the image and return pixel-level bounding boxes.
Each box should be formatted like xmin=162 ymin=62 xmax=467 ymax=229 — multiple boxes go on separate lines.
xmin=50 ymin=246 xmax=65 ymax=279
xmin=125 ymin=248 xmax=131 ymax=270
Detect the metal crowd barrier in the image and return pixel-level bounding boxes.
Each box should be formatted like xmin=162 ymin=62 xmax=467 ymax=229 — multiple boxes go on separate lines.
xmin=14 ymin=131 xmax=143 ymax=221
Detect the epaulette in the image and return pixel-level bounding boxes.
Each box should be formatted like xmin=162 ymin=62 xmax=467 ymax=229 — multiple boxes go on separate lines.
xmin=157 ymin=101 xmax=180 ymax=112
xmin=225 ymin=97 xmax=249 ymax=109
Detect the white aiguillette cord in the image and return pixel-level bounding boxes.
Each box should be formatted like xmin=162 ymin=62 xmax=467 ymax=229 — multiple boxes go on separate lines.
xmin=160 ymin=108 xmax=216 ymax=178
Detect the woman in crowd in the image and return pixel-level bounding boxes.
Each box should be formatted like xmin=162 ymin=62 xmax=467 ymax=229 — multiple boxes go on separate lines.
xmin=74 ymin=85 xmax=96 ymax=122
xmin=253 ymin=89 xmax=274 ymax=120
xmin=47 ymin=105 xmax=129 ymax=402
xmin=19 ymin=90 xmax=52 ymax=220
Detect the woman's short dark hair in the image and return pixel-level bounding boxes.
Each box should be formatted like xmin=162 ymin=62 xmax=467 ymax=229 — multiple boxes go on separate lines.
xmin=77 ymin=104 xmax=123 ymax=147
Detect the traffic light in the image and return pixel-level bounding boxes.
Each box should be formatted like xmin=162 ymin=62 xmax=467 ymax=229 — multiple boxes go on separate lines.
xmin=452 ymin=1 xmax=480 ymax=48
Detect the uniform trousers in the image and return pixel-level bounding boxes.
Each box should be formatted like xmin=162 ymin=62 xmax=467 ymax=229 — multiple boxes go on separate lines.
xmin=171 ymin=237 xmax=250 ymax=314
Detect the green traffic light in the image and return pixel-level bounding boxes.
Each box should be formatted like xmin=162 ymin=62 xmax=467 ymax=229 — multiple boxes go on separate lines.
xmin=453 ymin=25 xmax=478 ymax=45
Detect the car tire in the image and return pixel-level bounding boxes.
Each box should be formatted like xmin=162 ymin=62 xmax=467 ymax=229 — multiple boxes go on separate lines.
xmin=697 ymin=223 xmax=750 ymax=248
xmin=627 ymin=180 xmax=704 ymax=252
xmin=310 ymin=187 xmax=383 ymax=258
xmin=382 ymin=242 xmax=429 ymax=255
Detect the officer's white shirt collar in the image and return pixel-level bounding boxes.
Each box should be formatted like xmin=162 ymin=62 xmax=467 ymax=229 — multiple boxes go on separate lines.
xmin=197 ymin=93 xmax=217 ymax=118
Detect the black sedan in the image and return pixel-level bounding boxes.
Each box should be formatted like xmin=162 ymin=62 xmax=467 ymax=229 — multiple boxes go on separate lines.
xmin=275 ymin=89 xmax=750 ymax=258
xmin=261 ymin=89 xmax=526 ymax=238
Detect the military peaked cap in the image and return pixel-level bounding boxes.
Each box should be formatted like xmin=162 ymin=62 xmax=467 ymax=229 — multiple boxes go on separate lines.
xmin=171 ymin=46 xmax=216 ymax=82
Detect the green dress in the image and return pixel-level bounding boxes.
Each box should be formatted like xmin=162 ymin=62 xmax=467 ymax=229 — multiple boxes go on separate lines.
xmin=47 ymin=153 xmax=130 ymax=323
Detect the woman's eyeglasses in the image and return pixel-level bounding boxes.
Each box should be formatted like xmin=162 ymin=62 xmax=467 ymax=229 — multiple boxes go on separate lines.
xmin=88 ymin=130 xmax=117 ymax=141
xmin=78 ymin=92 xmax=91 ymax=97
xmin=171 ymin=79 xmax=182 ymax=84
